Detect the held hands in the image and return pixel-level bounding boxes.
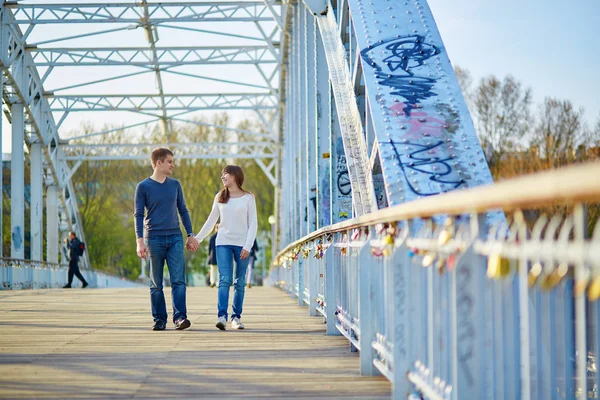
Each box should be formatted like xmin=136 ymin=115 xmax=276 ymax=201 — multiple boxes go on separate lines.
xmin=186 ymin=236 xmax=199 ymax=252
xmin=240 ymin=249 xmax=249 ymax=260
xmin=136 ymin=239 xmax=149 ymax=259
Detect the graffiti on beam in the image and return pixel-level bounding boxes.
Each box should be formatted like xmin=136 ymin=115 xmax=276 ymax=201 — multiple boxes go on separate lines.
xmin=333 ymin=143 xmax=352 ymax=221
xmin=361 ymin=35 xmax=440 ymax=116
xmin=12 ymin=226 xmax=23 ymax=251
xmin=385 ymin=139 xmax=466 ymax=196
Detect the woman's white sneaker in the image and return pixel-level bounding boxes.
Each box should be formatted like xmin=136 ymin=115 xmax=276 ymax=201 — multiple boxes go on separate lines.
xmin=231 ymin=317 xmax=245 ymax=329
xmin=216 ymin=316 xmax=226 ymax=330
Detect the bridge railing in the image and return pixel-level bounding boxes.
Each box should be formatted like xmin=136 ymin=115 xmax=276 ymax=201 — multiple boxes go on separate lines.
xmin=270 ymin=161 xmax=600 ymax=400
xmin=1 ymin=258 xmax=144 ymax=290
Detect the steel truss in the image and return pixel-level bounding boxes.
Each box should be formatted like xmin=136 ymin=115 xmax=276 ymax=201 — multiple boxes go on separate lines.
xmin=29 ymin=45 xmax=279 ymax=66
xmin=47 ymin=93 xmax=278 ymax=112
xmin=0 ymin=0 xmax=283 ymax=267
xmin=6 ymin=2 xmax=276 ymax=24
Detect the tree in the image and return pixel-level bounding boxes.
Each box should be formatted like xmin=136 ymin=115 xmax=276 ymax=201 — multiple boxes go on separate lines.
xmin=531 ymin=98 xmax=584 ymax=165
xmin=472 ymin=75 xmax=533 ymax=169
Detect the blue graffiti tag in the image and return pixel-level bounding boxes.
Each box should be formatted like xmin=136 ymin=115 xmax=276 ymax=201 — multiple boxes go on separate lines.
xmin=385 ymin=139 xmax=466 ymax=196
xmin=361 ymin=35 xmax=440 ymax=115
xmin=12 ymin=226 xmax=23 ymax=250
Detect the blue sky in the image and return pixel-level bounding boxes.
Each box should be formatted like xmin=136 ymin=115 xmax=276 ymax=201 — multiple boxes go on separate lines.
xmin=2 ymin=0 xmax=599 ymax=152
xmin=427 ymin=0 xmax=600 ymax=127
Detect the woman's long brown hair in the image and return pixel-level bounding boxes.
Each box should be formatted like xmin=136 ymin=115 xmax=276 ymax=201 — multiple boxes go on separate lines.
xmin=217 ymin=165 xmax=252 ymax=203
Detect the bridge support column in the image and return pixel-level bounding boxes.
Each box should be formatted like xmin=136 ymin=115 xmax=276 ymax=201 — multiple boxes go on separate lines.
xmin=30 ymin=142 xmax=43 ymax=261
xmin=46 ymin=184 xmax=59 ymax=264
xmin=297 ymin=256 xmax=304 ymax=306
xmin=10 ymin=102 xmax=25 ymax=260
xmin=358 ymin=234 xmax=380 ymax=375
xmin=324 ymin=241 xmax=340 ymax=335
xmin=315 ymin=23 xmax=331 ymax=228
xmin=305 ymin=11 xmax=317 ymax=233
xmin=308 ymin=254 xmax=319 ymax=316
xmin=0 ymin=76 xmax=2 ymax=259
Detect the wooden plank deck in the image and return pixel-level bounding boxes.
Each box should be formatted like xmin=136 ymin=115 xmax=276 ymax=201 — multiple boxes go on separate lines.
xmin=0 ymin=286 xmax=390 ymax=399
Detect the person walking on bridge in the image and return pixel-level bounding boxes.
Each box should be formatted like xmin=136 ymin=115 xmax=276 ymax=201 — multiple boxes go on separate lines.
xmin=207 ymin=224 xmax=219 ymax=288
xmin=62 ymin=231 xmax=88 ymax=289
xmin=194 ymin=165 xmax=258 ymax=330
xmin=134 ymin=148 xmax=199 ymax=331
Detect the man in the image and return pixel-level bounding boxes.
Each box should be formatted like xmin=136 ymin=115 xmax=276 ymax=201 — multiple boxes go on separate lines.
xmin=134 ymin=148 xmax=199 ymax=331
xmin=62 ymin=231 xmax=88 ymax=288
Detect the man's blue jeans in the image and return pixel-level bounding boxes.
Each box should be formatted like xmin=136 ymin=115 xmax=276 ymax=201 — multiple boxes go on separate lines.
xmin=146 ymin=234 xmax=187 ymax=323
xmin=216 ymin=245 xmax=249 ymax=320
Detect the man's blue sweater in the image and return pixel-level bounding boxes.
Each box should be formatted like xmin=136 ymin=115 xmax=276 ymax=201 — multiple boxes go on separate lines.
xmin=134 ymin=177 xmax=193 ymax=239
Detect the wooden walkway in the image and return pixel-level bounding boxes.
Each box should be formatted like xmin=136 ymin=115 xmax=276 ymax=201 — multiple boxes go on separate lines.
xmin=0 ymin=286 xmax=390 ymax=399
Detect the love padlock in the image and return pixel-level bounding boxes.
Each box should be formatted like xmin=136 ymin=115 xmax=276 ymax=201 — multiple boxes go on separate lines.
xmin=438 ymin=230 xmax=452 ymax=246
xmin=383 ymin=234 xmax=394 ymax=246
xmin=588 ymin=276 xmax=600 ymax=301
xmin=422 ymin=254 xmax=435 ymax=268
xmin=447 ymin=253 xmax=458 ymax=272
xmin=487 ymin=254 xmax=510 ymax=279
xmin=528 ymin=262 xmax=543 ymax=288
xmin=574 ymin=279 xmax=589 ymax=297
xmin=539 ymin=263 xmax=568 ymax=291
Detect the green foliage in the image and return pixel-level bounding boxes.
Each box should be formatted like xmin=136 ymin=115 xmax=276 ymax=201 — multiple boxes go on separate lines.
xmin=70 ymin=115 xmax=275 ymax=281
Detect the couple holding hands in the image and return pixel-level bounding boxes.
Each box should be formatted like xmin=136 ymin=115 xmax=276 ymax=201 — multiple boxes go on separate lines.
xmin=134 ymin=148 xmax=257 ymax=331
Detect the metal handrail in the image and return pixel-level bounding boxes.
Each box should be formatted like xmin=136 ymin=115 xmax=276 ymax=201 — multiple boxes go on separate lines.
xmin=274 ymin=161 xmax=600 ymax=260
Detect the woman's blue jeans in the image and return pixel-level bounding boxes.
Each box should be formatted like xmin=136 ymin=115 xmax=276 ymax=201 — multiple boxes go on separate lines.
xmin=216 ymin=245 xmax=249 ymax=320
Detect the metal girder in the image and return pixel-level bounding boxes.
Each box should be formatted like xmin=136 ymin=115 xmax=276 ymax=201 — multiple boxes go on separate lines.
xmin=0 ymin=4 xmax=89 ymax=265
xmin=28 ymin=45 xmax=279 ymax=66
xmin=345 ymin=0 xmax=495 ymax=207
xmin=6 ymin=2 xmax=280 ymax=24
xmin=60 ymin=142 xmax=279 ymax=161
xmin=47 ymin=93 xmax=278 ymax=112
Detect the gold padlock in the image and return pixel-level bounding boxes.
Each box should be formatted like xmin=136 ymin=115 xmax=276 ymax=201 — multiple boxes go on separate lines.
xmin=383 ymin=234 xmax=395 ymax=245
xmin=528 ymin=262 xmax=543 ymax=288
xmin=487 ymin=254 xmax=510 ymax=279
xmin=588 ymin=276 xmax=600 ymax=301
xmin=422 ymin=254 xmax=435 ymax=267
xmin=438 ymin=230 xmax=452 ymax=246
xmin=539 ymin=263 xmax=568 ymax=291
xmin=574 ymin=269 xmax=590 ymax=297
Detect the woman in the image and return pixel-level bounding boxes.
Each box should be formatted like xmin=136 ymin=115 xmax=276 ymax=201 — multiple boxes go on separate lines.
xmin=195 ymin=165 xmax=258 ymax=330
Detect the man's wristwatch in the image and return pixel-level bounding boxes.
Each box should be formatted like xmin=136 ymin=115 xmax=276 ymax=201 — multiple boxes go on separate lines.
xmin=187 ymin=233 xmax=194 ymax=238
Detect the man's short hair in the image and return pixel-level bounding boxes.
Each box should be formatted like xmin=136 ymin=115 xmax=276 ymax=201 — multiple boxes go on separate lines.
xmin=69 ymin=231 xmax=77 ymax=237
xmin=151 ymin=148 xmax=174 ymax=167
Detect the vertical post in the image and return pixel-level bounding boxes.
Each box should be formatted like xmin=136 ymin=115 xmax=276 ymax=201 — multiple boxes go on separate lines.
xmin=0 ymin=79 xmax=2 ymax=260
xmin=11 ymin=102 xmax=25 ymax=260
xmin=305 ymin=11 xmax=317 ymax=234
xmin=315 ymin=22 xmax=331 ymax=229
xmin=46 ymin=184 xmax=59 ymax=264
xmin=358 ymin=233 xmax=379 ymax=375
xmin=298 ymin=255 xmax=305 ymax=306
xmin=325 ymin=239 xmax=340 ymax=335
xmin=30 ymin=142 xmax=43 ymax=261
xmin=454 ymin=215 xmax=488 ymax=399
xmin=573 ymin=205 xmax=587 ymax=399
xmin=391 ymin=241 xmax=413 ymax=397
xmin=308 ymin=249 xmax=319 ymax=316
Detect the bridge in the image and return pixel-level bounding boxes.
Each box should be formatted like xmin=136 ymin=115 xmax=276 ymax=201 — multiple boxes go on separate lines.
xmin=1 ymin=0 xmax=599 ymax=399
